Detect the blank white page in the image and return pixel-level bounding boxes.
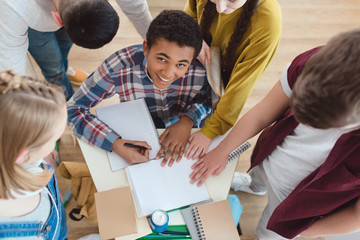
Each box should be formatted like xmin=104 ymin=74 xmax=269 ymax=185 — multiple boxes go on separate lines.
xmin=126 ymin=157 xmax=210 ymax=217
xmin=96 ymin=98 xmax=161 ymax=171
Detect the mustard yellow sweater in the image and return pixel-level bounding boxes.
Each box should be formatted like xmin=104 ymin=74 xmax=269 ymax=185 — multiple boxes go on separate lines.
xmin=184 ymin=0 xmax=282 ymax=139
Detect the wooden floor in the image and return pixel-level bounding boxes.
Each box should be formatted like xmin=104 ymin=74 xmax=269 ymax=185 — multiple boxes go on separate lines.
xmin=36 ymin=0 xmax=360 ymax=239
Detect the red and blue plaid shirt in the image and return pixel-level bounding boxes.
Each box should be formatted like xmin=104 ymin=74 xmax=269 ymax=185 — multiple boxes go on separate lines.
xmin=67 ymin=45 xmax=211 ymax=151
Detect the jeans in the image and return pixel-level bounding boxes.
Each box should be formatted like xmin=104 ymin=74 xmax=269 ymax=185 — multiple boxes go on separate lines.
xmin=28 ymin=27 xmax=74 ymax=100
xmin=0 ymin=164 xmax=68 ymax=239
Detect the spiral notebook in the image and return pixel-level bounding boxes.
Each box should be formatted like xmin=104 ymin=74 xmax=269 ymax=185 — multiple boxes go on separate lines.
xmin=182 ymin=199 xmax=240 ymax=240
xmin=227 ymin=141 xmax=251 ymax=162
xmin=96 ymin=98 xmax=161 ymax=171
xmin=206 ymin=127 xmax=251 ymax=163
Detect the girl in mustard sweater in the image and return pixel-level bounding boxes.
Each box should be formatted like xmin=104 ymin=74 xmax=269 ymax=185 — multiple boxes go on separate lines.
xmin=184 ymin=0 xmax=282 ymax=162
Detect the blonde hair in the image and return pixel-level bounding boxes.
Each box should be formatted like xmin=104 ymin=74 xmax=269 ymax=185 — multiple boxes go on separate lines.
xmin=0 ymin=70 xmax=66 ymax=199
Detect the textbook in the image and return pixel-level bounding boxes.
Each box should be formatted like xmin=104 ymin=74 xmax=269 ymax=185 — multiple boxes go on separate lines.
xmin=96 ymin=98 xmax=161 ymax=171
xmin=181 ymin=199 xmax=240 ymax=240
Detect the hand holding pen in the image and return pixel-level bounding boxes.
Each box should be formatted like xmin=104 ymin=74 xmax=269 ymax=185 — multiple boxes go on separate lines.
xmin=112 ymin=138 xmax=151 ymax=164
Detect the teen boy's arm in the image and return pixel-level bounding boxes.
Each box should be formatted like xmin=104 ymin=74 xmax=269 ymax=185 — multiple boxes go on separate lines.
xmin=67 ymin=47 xmax=151 ymax=164
xmin=301 ymin=197 xmax=360 ymax=237
xmin=156 ymin=84 xmax=212 ymax=167
xmin=67 ymin=74 xmax=151 ymax=164
xmin=157 ymin=115 xmax=194 ymax=167
xmin=67 ymin=75 xmax=151 ymax=164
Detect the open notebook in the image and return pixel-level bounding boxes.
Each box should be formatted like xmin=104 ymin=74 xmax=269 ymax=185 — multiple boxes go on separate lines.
xmin=126 ymin=157 xmax=210 ymax=217
xmin=96 ymin=98 xmax=161 ymax=171
xmin=126 ymin=128 xmax=250 ymax=218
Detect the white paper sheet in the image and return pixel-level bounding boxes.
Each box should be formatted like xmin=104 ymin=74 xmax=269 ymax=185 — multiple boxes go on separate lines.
xmin=96 ymin=98 xmax=161 ymax=171
xmin=126 ymin=157 xmax=210 ymax=217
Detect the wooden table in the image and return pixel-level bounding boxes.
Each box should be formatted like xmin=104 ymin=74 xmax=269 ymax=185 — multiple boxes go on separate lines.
xmin=78 ymin=129 xmax=238 ymax=239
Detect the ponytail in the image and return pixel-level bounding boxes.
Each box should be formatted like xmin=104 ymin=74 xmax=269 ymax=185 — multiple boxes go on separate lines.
xmin=199 ymin=0 xmax=259 ymax=86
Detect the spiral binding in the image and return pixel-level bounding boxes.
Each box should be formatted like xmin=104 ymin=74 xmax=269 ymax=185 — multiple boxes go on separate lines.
xmin=228 ymin=141 xmax=251 ymax=163
xmin=191 ymin=207 xmax=206 ymax=240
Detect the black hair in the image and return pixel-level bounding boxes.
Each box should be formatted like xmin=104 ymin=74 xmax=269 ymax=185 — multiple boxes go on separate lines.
xmin=200 ymin=0 xmax=259 ymax=86
xmin=61 ymin=0 xmax=119 ymax=49
xmin=146 ymin=10 xmax=202 ymax=60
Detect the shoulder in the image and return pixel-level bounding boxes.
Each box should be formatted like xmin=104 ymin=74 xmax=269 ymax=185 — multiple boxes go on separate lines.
xmin=187 ymin=59 xmax=207 ymax=75
xmin=287 ymin=46 xmax=323 ymax=89
xmin=252 ymin=0 xmax=282 ymax=37
xmin=1 ymin=0 xmax=28 ymax=12
xmin=0 ymin=0 xmax=28 ymax=23
xmin=280 ymin=47 xmax=322 ymax=95
xmin=257 ymin=0 xmax=282 ymax=19
xmin=1 ymin=0 xmax=58 ymax=31
xmin=104 ymin=44 xmax=145 ymax=71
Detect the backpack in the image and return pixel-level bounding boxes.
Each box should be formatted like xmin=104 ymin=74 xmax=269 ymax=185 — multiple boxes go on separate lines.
xmin=59 ymin=162 xmax=97 ymax=222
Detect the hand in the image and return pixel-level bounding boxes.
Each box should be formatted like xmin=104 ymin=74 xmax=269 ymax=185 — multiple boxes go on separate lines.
xmin=197 ymin=40 xmax=211 ymax=67
xmin=156 ymin=116 xmax=193 ymax=167
xmin=112 ymin=138 xmax=151 ymax=164
xmin=185 ymin=131 xmax=212 ymax=160
xmin=190 ymin=147 xmax=228 ymax=186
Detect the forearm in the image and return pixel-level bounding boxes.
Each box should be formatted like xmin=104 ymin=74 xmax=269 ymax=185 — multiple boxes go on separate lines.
xmin=301 ymin=198 xmax=360 ymax=237
xmin=67 ymin=77 xmax=119 ymax=150
xmin=67 ymin=105 xmax=120 ymax=151
xmin=185 ymin=103 xmax=211 ymax=127
xmin=0 ymin=31 xmax=27 ymax=74
xmin=178 ymin=115 xmax=195 ymax=130
xmin=216 ymin=81 xmax=289 ymax=155
xmin=115 ymin=0 xmax=152 ymax=39
xmin=112 ymin=138 xmax=124 ymax=157
xmin=217 ymin=104 xmax=273 ymax=155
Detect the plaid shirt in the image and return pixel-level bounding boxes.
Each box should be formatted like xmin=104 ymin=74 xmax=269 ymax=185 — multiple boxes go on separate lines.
xmin=67 ymin=44 xmax=211 ymax=151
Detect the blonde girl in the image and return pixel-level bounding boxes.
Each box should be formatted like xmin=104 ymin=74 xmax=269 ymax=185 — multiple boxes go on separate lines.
xmin=0 ymin=70 xmax=68 ymax=239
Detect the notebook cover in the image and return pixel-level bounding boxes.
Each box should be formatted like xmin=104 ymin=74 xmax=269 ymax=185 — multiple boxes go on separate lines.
xmin=180 ymin=199 xmax=214 ymax=240
xmin=205 ymin=46 xmax=224 ymax=97
xmin=196 ymin=200 xmax=239 ymax=240
xmin=95 ymin=186 xmax=137 ymax=240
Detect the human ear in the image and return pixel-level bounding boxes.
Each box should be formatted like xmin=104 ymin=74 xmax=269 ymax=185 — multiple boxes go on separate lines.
xmin=15 ymin=149 xmax=30 ymax=165
xmin=143 ymin=40 xmax=149 ymax=57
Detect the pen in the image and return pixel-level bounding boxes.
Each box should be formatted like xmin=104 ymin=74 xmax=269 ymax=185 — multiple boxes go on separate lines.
xmin=161 ymin=230 xmax=190 ymax=235
xmin=139 ymin=235 xmax=191 ymax=239
xmin=123 ymin=142 xmax=149 ymax=150
xmin=158 ymin=233 xmax=191 ymax=238
xmin=166 ymin=205 xmax=190 ymax=213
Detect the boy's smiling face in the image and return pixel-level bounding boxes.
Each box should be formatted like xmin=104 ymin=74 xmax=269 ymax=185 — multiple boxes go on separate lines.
xmin=143 ymin=38 xmax=195 ymax=89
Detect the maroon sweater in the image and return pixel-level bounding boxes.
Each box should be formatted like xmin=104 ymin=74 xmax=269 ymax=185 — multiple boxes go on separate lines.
xmin=250 ymin=47 xmax=360 ymax=238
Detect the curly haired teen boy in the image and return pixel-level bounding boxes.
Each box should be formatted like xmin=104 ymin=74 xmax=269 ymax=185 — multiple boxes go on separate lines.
xmin=68 ymin=10 xmax=211 ymax=167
